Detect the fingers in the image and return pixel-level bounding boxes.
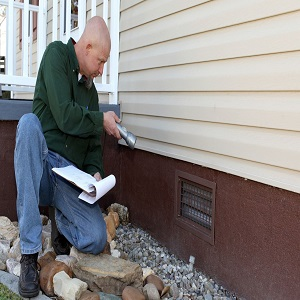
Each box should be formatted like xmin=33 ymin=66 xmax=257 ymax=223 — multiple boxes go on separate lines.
xmin=103 ymin=111 xmax=122 ymax=139
xmin=94 ymin=172 xmax=102 ymax=181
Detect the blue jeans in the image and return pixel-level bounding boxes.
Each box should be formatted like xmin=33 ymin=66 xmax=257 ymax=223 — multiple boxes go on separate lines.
xmin=14 ymin=113 xmax=107 ymax=255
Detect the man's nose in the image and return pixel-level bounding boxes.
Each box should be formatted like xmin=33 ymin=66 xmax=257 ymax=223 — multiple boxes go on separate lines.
xmin=98 ymin=64 xmax=104 ymax=76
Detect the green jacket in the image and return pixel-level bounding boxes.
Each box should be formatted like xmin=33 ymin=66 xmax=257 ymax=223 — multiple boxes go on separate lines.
xmin=33 ymin=38 xmax=104 ymax=177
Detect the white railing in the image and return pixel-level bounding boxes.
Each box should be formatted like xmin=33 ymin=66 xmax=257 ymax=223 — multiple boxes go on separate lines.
xmin=0 ymin=0 xmax=120 ymax=104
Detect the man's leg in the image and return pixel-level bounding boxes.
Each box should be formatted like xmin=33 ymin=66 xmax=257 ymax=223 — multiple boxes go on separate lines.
xmin=45 ymin=151 xmax=107 ymax=255
xmin=14 ymin=113 xmax=48 ymax=298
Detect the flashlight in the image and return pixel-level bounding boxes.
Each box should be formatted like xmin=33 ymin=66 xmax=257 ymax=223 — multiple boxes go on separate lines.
xmin=116 ymin=123 xmax=137 ymax=150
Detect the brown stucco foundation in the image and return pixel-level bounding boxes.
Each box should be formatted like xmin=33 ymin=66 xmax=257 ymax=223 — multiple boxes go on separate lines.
xmin=117 ymin=147 xmax=300 ymax=300
xmin=1 ymin=120 xmax=299 ymax=300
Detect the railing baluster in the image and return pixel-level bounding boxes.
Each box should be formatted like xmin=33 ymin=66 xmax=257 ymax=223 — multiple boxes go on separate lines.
xmin=52 ymin=0 xmax=58 ymax=41
xmin=7 ymin=0 xmax=14 ymax=76
xmin=22 ymin=0 xmax=29 ymax=77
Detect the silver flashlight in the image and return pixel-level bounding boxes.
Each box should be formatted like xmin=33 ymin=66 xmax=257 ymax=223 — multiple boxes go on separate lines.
xmin=116 ymin=123 xmax=137 ymax=150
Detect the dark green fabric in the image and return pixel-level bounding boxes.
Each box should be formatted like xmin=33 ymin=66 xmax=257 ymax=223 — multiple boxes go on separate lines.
xmin=33 ymin=38 xmax=104 ymax=177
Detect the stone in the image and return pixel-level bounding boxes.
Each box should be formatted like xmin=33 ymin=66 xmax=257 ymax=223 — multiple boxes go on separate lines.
xmin=110 ymin=240 xmax=116 ymax=250
xmin=108 ymin=211 xmax=120 ymax=228
xmin=99 ymin=292 xmax=122 ymax=300
xmin=0 ymin=260 xmax=6 ymax=271
xmin=8 ymin=238 xmax=21 ymax=260
xmin=107 ymin=203 xmax=129 ymax=225
xmin=0 ymin=217 xmax=18 ymax=243
xmin=73 ymin=253 xmax=143 ymax=296
xmin=39 ymin=260 xmax=73 ymax=296
xmin=56 ymin=254 xmax=78 ymax=269
xmin=38 ymin=251 xmax=56 ymax=269
xmin=142 ymin=268 xmax=154 ymax=281
xmin=107 ymin=231 xmax=112 ymax=243
xmin=43 ymin=236 xmax=52 ymax=252
xmin=40 ymin=214 xmax=49 ymax=226
xmin=111 ymin=249 xmax=121 ymax=258
xmin=144 ymin=274 xmax=164 ymax=294
xmin=53 ymin=270 xmax=88 ymax=300
xmin=0 ymin=239 xmax=10 ymax=262
xmin=142 ymin=283 xmax=160 ymax=300
xmin=122 ymin=286 xmax=146 ymax=300
xmin=5 ymin=258 xmax=19 ymax=275
xmin=101 ymin=241 xmax=111 ymax=255
xmin=169 ymin=283 xmax=179 ymax=298
xmin=80 ymin=290 xmax=100 ymax=300
xmin=104 ymin=215 xmax=116 ymax=240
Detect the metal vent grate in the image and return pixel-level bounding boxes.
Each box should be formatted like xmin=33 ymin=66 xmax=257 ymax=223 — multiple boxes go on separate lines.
xmin=175 ymin=170 xmax=216 ymax=245
xmin=181 ymin=181 xmax=213 ymax=230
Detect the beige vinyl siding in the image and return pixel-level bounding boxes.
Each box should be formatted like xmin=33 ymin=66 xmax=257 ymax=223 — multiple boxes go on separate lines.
xmin=118 ymin=0 xmax=300 ymax=193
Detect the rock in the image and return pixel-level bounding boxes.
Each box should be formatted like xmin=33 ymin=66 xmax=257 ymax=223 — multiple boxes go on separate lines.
xmin=99 ymin=292 xmax=122 ymax=300
xmin=40 ymin=214 xmax=49 ymax=226
xmin=161 ymin=285 xmax=170 ymax=298
xmin=39 ymin=260 xmax=73 ymax=296
xmin=142 ymin=283 xmax=160 ymax=300
xmin=111 ymin=249 xmax=121 ymax=258
xmin=142 ymin=268 xmax=154 ymax=281
xmin=108 ymin=211 xmax=120 ymax=228
xmin=169 ymin=283 xmax=179 ymax=298
xmin=53 ymin=270 xmax=88 ymax=300
xmin=38 ymin=251 xmax=56 ymax=269
xmin=107 ymin=203 xmax=129 ymax=225
xmin=110 ymin=240 xmax=116 ymax=250
xmin=56 ymin=254 xmax=78 ymax=269
xmin=107 ymin=231 xmax=112 ymax=243
xmin=144 ymin=274 xmax=164 ymax=294
xmin=0 ymin=239 xmax=11 ymax=262
xmin=122 ymin=286 xmax=146 ymax=300
xmin=73 ymin=253 xmax=143 ymax=296
xmin=8 ymin=238 xmax=21 ymax=260
xmin=0 ymin=260 xmax=6 ymax=271
xmin=101 ymin=241 xmax=111 ymax=255
xmin=204 ymin=293 xmax=213 ymax=300
xmin=0 ymin=216 xmax=18 ymax=243
xmin=105 ymin=215 xmax=116 ymax=240
xmin=80 ymin=290 xmax=100 ymax=300
xmin=5 ymin=258 xmax=19 ymax=275
xmin=42 ymin=236 xmax=52 ymax=252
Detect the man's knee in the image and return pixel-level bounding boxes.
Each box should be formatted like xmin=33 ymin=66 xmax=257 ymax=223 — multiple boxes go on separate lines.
xmin=76 ymin=222 xmax=107 ymax=255
xmin=17 ymin=113 xmax=40 ymax=134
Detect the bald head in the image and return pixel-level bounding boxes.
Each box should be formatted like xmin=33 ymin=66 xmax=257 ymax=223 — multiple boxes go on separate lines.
xmin=81 ymin=16 xmax=111 ymax=53
xmin=75 ymin=16 xmax=111 ymax=80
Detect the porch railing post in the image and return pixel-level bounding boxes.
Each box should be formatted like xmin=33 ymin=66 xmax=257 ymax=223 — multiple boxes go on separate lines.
xmin=37 ymin=0 xmax=47 ymax=67
xmin=109 ymin=0 xmax=120 ymax=105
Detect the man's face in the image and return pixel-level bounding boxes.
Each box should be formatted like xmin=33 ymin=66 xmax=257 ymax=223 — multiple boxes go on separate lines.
xmin=85 ymin=43 xmax=109 ymax=79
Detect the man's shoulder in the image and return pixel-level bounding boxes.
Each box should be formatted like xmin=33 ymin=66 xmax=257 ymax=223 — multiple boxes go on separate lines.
xmin=46 ymin=40 xmax=67 ymax=52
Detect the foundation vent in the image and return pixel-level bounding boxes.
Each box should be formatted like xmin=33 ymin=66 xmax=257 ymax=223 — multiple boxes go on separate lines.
xmin=175 ymin=170 xmax=216 ymax=245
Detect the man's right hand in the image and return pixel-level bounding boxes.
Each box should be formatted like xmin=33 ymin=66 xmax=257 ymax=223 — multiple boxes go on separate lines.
xmin=103 ymin=111 xmax=121 ymax=140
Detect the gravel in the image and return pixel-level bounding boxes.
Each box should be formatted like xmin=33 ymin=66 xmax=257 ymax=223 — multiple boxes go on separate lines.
xmin=114 ymin=224 xmax=240 ymax=300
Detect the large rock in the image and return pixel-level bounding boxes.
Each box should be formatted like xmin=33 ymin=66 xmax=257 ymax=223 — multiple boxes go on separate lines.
xmin=73 ymin=253 xmax=143 ymax=296
xmin=53 ymin=271 xmax=88 ymax=300
xmin=0 ymin=216 xmax=18 ymax=243
xmin=40 ymin=260 xmax=73 ymax=296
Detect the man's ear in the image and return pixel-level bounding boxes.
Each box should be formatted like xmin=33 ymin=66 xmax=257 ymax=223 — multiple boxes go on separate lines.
xmin=86 ymin=43 xmax=92 ymax=55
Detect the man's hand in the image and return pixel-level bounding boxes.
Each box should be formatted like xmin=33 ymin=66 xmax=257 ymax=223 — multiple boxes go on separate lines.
xmin=94 ymin=172 xmax=102 ymax=181
xmin=103 ymin=111 xmax=121 ymax=140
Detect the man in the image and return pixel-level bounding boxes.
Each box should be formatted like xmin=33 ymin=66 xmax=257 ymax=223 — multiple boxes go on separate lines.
xmin=14 ymin=16 xmax=121 ymax=298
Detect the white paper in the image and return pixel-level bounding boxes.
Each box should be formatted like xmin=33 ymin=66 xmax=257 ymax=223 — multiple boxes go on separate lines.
xmin=78 ymin=174 xmax=116 ymax=204
xmin=52 ymin=165 xmax=116 ymax=204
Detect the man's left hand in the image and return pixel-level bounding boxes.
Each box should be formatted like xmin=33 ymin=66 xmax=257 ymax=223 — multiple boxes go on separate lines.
xmin=94 ymin=172 xmax=102 ymax=181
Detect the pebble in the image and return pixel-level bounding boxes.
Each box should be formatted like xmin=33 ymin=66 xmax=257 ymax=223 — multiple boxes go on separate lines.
xmin=115 ymin=224 xmax=239 ymax=299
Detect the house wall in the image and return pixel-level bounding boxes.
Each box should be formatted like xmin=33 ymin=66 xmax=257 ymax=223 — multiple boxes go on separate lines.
xmin=117 ymin=0 xmax=300 ymax=299
xmin=118 ymin=0 xmax=300 ymax=193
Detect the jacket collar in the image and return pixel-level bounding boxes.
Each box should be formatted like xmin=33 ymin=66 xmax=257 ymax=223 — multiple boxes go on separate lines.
xmin=67 ymin=38 xmax=80 ymax=74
